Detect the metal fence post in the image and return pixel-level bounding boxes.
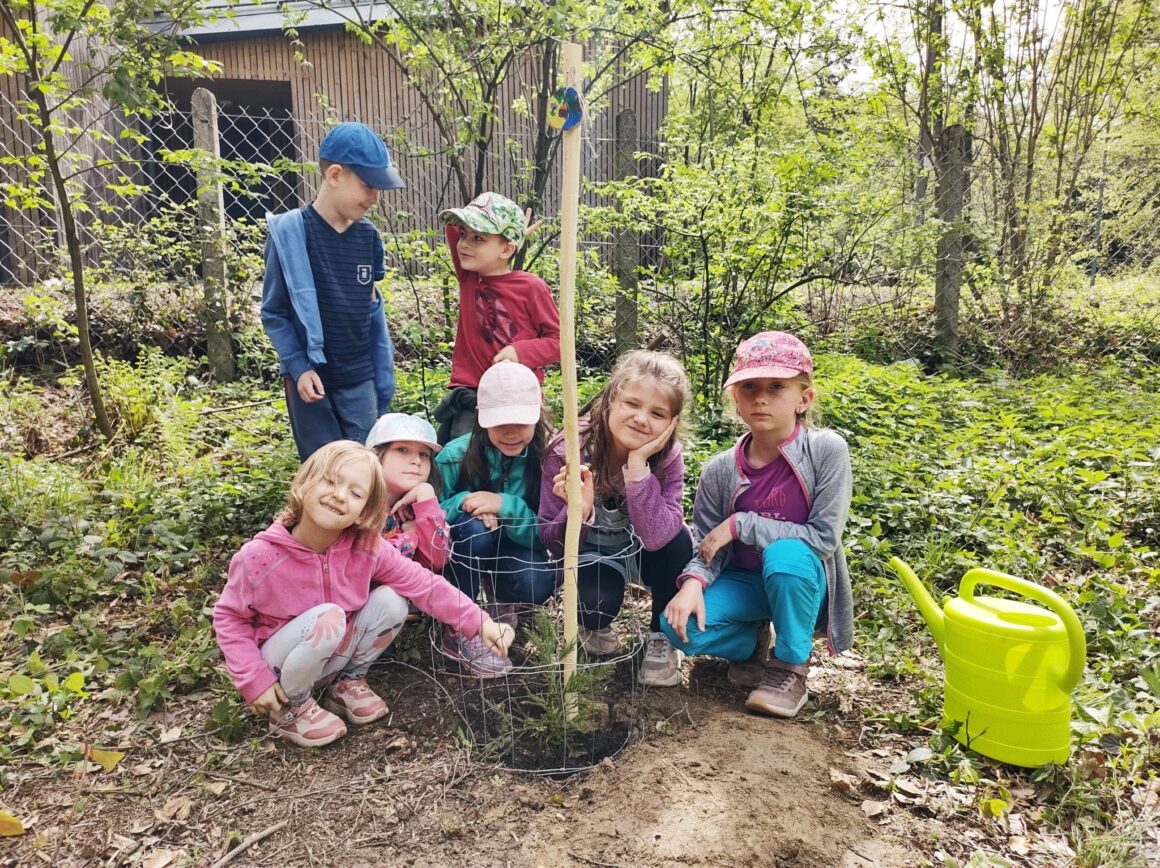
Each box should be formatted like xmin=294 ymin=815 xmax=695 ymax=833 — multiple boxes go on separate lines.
xmin=192 ymin=87 xmax=235 ymax=382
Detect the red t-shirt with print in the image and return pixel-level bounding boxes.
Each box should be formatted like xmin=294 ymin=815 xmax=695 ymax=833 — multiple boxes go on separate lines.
xmin=446 ymin=226 xmax=561 ymax=388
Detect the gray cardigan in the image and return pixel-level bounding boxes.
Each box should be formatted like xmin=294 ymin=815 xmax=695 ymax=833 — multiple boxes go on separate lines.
xmin=680 ymin=426 xmax=854 ymax=654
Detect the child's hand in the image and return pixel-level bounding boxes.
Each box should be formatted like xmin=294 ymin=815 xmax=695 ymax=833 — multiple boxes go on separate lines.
xmin=664 ymin=581 xmax=705 ymax=644
xmin=462 ymin=491 xmax=504 ymax=518
xmin=391 ymin=482 xmax=436 ymax=516
xmin=250 ymin=682 xmax=288 ymax=717
xmin=698 ymin=518 xmax=734 ymax=565
xmin=481 ymin=617 xmax=515 ymax=656
xmin=492 ymin=346 xmax=520 ymax=364
xmin=523 ymin=207 xmax=543 ymax=237
xmin=552 ymin=464 xmax=594 ymax=521
xmin=626 ymin=415 xmax=679 ymax=469
xmin=296 ymin=370 xmax=325 ymax=403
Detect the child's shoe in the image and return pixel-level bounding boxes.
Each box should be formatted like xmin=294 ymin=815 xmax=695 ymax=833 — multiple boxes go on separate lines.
xmin=269 ymin=697 xmax=347 ymax=747
xmin=637 ymin=631 xmax=684 ymax=687
xmin=441 ymin=630 xmax=513 ymax=678
xmin=745 ymin=658 xmax=809 ymax=718
xmin=578 ymin=625 xmax=619 ymax=656
xmin=321 ymin=678 xmax=388 ymax=725
xmin=727 ymin=621 xmax=771 ymax=688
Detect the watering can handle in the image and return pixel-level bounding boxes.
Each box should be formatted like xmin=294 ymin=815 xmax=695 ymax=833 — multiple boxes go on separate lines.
xmin=961 ymin=568 xmax=1087 ymax=692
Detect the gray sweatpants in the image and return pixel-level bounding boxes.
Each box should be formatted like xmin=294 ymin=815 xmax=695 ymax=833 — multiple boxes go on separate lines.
xmin=259 ymin=585 xmax=409 ymax=705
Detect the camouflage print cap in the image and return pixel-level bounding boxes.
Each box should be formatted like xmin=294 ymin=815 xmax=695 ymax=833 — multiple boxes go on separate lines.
xmin=440 ymin=192 xmax=527 ymax=250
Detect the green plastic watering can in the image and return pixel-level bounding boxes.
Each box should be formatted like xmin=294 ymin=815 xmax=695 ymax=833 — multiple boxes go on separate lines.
xmin=889 ymin=556 xmax=1086 ymax=767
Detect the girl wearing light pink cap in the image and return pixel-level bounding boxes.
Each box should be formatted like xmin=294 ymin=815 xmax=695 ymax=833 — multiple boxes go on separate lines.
xmin=661 ymin=331 xmax=853 ymax=719
xmin=435 ymin=361 xmax=558 ymax=677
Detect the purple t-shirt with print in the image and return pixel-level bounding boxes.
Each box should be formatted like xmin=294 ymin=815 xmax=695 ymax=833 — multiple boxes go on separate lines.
xmin=730 ymin=440 xmax=810 ymax=572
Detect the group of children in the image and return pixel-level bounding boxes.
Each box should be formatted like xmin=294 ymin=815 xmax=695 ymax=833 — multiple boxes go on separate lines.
xmin=214 ymin=123 xmax=853 ymax=748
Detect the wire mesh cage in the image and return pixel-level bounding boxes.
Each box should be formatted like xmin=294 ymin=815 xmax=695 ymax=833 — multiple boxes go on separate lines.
xmin=425 ymin=518 xmax=650 ymax=775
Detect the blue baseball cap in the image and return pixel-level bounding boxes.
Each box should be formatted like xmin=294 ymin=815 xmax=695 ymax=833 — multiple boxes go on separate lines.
xmin=318 ymin=122 xmax=405 ymax=190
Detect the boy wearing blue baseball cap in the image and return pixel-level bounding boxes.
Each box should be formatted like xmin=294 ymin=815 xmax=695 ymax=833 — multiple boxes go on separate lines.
xmin=261 ymin=122 xmax=406 ymax=460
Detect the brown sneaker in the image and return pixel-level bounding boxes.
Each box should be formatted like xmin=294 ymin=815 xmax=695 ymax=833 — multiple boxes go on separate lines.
xmin=728 ymin=621 xmax=771 ymax=688
xmin=745 ymin=658 xmax=809 ymax=718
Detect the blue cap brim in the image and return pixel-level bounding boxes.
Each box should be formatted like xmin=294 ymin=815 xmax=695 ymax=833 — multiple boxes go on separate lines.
xmin=351 ymin=163 xmax=405 ymax=191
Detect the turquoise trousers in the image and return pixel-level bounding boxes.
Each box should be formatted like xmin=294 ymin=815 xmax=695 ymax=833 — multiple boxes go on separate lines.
xmin=662 ymin=538 xmax=826 ymax=666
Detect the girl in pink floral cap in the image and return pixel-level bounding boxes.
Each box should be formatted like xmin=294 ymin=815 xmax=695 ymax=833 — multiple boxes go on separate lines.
xmin=661 ymin=331 xmax=853 ymax=719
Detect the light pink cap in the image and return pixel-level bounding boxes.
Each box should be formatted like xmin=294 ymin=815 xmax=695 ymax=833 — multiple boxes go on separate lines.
xmin=476 ymin=361 xmax=542 ymax=428
xmin=722 ymin=331 xmax=813 ymax=389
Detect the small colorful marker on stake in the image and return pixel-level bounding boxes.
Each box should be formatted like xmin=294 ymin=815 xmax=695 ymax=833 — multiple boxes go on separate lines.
xmin=547 ymin=86 xmax=583 ymax=132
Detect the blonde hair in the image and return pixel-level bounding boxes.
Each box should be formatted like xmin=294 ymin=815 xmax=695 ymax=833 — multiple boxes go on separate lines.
xmin=278 ymin=441 xmax=388 ymax=549
xmin=577 ymin=350 xmax=692 ymax=501
xmin=726 ymin=371 xmax=821 ymax=429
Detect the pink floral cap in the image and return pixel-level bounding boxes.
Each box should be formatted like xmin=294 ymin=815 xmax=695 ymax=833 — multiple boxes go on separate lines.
xmin=723 ymin=331 xmax=813 ymax=389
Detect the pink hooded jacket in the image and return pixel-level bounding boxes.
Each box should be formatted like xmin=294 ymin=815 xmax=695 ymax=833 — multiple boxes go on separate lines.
xmin=213 ymin=521 xmax=486 ymax=703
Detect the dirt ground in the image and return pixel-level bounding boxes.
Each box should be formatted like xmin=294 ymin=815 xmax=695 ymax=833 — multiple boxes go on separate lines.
xmin=0 ymin=638 xmax=940 ymax=868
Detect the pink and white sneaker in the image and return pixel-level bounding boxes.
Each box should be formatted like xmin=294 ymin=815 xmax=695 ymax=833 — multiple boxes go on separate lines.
xmin=269 ymin=697 xmax=347 ymax=747
xmin=321 ymin=678 xmax=388 ymax=725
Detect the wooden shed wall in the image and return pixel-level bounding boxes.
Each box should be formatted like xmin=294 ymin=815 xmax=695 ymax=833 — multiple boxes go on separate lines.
xmin=193 ymin=29 xmax=667 ymax=221
xmin=1 ymin=21 xmax=666 ymax=284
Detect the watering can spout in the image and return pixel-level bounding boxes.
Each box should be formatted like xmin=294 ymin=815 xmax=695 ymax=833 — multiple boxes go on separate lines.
xmin=889 ymin=557 xmax=945 ymax=649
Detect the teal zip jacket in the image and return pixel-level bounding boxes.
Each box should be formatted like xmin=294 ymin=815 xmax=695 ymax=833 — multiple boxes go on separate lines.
xmin=436 ymin=433 xmax=544 ymax=551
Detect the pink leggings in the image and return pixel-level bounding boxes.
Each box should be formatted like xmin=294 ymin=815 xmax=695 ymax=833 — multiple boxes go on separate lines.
xmin=259 ymin=585 xmax=408 ymax=705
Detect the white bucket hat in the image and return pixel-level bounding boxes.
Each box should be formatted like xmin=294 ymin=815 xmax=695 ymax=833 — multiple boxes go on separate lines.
xmin=365 ymin=413 xmax=441 ymax=453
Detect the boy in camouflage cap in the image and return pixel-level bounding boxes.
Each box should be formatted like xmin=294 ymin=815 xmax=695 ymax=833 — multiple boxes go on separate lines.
xmin=434 ymin=192 xmax=561 ymax=442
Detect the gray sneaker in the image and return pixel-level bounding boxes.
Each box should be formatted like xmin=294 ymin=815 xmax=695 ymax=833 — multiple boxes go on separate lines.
xmin=745 ymin=658 xmax=809 ymax=718
xmin=638 ymin=631 xmax=684 ymax=687
xmin=728 ymin=621 xmax=771 ymax=688
xmin=578 ymin=625 xmax=619 ymax=656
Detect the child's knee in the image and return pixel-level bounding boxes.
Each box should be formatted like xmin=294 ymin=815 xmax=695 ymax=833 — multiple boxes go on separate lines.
xmin=762 ymin=539 xmax=823 ymax=584
xmin=366 ymin=585 xmax=409 ymax=628
xmin=761 ymin=538 xmax=812 ymax=569
xmin=452 ymin=517 xmax=498 ymax=551
xmin=310 ymin=604 xmax=349 ymax=653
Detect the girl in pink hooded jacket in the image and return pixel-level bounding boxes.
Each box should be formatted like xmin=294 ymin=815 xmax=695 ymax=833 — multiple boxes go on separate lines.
xmin=213 ymin=441 xmax=513 ymax=748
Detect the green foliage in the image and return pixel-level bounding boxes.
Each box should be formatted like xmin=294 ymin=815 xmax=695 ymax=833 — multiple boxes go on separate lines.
xmin=0 ymin=666 xmax=88 ymax=761
xmin=475 ymin=609 xmax=614 ymax=765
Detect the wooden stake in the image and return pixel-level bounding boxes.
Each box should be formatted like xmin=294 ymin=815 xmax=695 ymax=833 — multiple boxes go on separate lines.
xmin=557 ymin=41 xmax=583 ymax=698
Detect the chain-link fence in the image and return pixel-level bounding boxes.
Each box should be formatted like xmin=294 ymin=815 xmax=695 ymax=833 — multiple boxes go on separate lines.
xmin=0 ymin=85 xmax=664 ymax=287
xmin=2 ymin=77 xmax=1156 ymax=373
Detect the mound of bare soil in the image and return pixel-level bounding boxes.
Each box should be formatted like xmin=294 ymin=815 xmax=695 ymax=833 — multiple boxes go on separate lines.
xmin=0 ymin=652 xmax=921 ymax=867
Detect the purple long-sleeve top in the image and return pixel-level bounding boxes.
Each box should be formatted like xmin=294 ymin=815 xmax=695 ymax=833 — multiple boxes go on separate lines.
xmin=538 ymin=434 xmax=687 ymax=558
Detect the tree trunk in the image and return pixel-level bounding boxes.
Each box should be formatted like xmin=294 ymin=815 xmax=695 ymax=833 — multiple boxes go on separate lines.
xmin=192 ymin=87 xmax=235 ymax=382
xmin=29 ymin=83 xmax=114 ymax=438
xmin=933 ymin=122 xmax=970 ymax=364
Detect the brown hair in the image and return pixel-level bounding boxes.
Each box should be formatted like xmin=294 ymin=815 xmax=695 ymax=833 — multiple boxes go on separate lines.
xmin=574 ymin=350 xmax=692 ymax=502
xmin=278 ymin=441 xmax=388 ymax=549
